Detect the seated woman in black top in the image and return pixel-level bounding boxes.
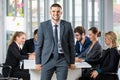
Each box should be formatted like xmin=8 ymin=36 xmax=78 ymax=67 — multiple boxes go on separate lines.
xmin=3 ymin=31 xmax=35 ymax=80
xmin=79 ymin=31 xmax=120 ymax=80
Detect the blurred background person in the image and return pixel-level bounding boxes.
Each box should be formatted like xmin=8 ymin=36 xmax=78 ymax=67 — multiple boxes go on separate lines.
xmin=22 ymin=29 xmax=38 ymax=55
xmin=76 ymin=27 xmax=102 ymax=67
xmin=3 ymin=31 xmax=35 ymax=80
xmin=76 ymin=27 xmax=102 ymax=77
xmin=79 ymin=31 xmax=120 ymax=80
xmin=74 ymin=26 xmax=91 ymax=57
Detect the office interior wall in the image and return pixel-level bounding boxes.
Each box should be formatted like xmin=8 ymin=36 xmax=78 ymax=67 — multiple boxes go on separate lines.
xmin=0 ymin=0 xmax=5 ymax=64
xmin=104 ymin=0 xmax=113 ymax=32
xmin=102 ymin=0 xmax=113 ymax=48
xmin=0 ymin=0 xmax=2 ymax=64
xmin=0 ymin=0 xmax=114 ymax=63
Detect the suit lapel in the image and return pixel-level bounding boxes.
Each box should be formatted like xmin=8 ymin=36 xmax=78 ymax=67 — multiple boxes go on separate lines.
xmin=60 ymin=20 xmax=64 ymax=41
xmin=87 ymin=41 xmax=98 ymax=57
xmin=48 ymin=20 xmax=54 ymax=39
xmin=48 ymin=20 xmax=64 ymax=41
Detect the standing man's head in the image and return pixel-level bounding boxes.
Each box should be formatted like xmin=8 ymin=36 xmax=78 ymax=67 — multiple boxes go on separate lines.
xmin=74 ymin=26 xmax=86 ymax=42
xmin=50 ymin=3 xmax=62 ymax=23
xmin=34 ymin=29 xmax=38 ymax=41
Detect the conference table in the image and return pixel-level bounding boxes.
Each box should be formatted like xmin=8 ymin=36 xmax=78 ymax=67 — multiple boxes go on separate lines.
xmin=24 ymin=60 xmax=91 ymax=80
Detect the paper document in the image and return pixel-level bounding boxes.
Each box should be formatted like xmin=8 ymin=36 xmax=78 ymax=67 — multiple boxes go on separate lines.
xmin=75 ymin=62 xmax=91 ymax=68
xmin=24 ymin=60 xmax=36 ymax=69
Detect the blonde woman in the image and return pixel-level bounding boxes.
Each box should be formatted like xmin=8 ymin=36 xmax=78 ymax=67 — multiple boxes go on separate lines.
xmin=79 ymin=31 xmax=120 ymax=80
xmin=3 ymin=31 xmax=34 ymax=80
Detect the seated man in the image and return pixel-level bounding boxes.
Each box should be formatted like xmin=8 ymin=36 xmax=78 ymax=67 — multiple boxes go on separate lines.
xmin=74 ymin=26 xmax=91 ymax=57
xmin=22 ymin=29 xmax=38 ymax=54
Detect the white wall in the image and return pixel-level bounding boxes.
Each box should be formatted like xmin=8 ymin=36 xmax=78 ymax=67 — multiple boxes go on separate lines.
xmin=0 ymin=0 xmax=5 ymax=64
xmin=101 ymin=0 xmax=113 ymax=48
xmin=0 ymin=0 xmax=114 ymax=63
xmin=104 ymin=0 xmax=113 ymax=32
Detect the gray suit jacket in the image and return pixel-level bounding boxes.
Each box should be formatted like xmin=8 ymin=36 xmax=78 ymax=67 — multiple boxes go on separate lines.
xmin=78 ymin=41 xmax=102 ymax=68
xmin=35 ymin=20 xmax=75 ymax=65
xmin=79 ymin=41 xmax=102 ymax=68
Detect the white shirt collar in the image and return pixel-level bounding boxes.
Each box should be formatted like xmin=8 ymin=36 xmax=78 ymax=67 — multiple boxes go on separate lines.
xmin=14 ymin=41 xmax=22 ymax=49
xmin=51 ymin=20 xmax=61 ymax=27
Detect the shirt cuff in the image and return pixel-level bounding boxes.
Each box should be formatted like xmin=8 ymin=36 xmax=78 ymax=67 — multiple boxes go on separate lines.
xmin=85 ymin=59 xmax=88 ymax=62
xmin=97 ymin=68 xmax=102 ymax=74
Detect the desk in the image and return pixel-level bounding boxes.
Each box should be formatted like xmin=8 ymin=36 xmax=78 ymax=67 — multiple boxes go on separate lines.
xmin=24 ymin=60 xmax=91 ymax=80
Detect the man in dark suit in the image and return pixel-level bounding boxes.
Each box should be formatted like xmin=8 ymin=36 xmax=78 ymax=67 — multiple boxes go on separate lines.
xmin=35 ymin=3 xmax=75 ymax=80
xmin=22 ymin=29 xmax=38 ymax=54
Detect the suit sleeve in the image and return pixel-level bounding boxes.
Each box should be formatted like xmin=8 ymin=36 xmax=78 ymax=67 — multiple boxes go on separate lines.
xmin=85 ymin=50 xmax=106 ymax=65
xmin=22 ymin=40 xmax=29 ymax=54
xmin=78 ymin=48 xmax=88 ymax=59
xmin=10 ymin=46 xmax=28 ymax=60
xmin=87 ymin=44 xmax=102 ymax=61
xmin=85 ymin=57 xmax=101 ymax=65
xmin=89 ymin=49 xmax=101 ymax=61
xmin=35 ymin=23 xmax=44 ymax=64
xmin=69 ymin=23 xmax=75 ymax=64
xmin=98 ymin=51 xmax=119 ymax=73
xmin=78 ymin=43 xmax=102 ymax=63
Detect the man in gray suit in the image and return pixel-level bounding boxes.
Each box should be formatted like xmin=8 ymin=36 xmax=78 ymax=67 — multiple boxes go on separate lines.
xmin=35 ymin=3 xmax=75 ymax=80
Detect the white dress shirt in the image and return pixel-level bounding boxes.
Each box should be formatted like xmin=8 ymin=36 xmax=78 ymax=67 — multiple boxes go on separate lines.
xmin=51 ymin=20 xmax=64 ymax=54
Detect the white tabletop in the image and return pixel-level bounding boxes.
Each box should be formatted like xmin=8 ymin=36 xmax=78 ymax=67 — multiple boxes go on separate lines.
xmin=24 ymin=60 xmax=91 ymax=69
xmin=24 ymin=60 xmax=91 ymax=80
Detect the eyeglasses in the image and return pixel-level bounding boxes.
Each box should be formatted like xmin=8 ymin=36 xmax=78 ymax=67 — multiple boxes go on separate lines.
xmin=75 ymin=34 xmax=80 ymax=36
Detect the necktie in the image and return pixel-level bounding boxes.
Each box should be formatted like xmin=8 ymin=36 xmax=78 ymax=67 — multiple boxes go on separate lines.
xmin=53 ymin=25 xmax=59 ymax=60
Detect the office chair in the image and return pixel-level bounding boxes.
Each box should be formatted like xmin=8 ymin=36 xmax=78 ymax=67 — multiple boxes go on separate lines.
xmin=0 ymin=63 xmax=19 ymax=80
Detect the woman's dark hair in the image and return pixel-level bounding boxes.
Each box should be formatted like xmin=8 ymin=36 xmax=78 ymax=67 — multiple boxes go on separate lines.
xmin=74 ymin=26 xmax=85 ymax=35
xmin=34 ymin=29 xmax=38 ymax=35
xmin=50 ymin=3 xmax=62 ymax=9
xmin=89 ymin=27 xmax=101 ymax=37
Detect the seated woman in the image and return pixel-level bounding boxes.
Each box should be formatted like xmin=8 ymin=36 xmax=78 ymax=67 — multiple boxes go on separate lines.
xmin=3 ymin=31 xmax=35 ymax=80
xmin=79 ymin=31 xmax=120 ymax=80
xmin=76 ymin=27 xmax=102 ymax=69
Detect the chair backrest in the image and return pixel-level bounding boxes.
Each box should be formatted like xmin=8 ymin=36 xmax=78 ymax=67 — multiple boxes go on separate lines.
xmin=0 ymin=63 xmax=12 ymax=77
xmin=0 ymin=63 xmax=19 ymax=80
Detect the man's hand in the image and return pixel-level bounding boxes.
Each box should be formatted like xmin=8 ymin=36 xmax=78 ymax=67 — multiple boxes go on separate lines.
xmin=79 ymin=58 xmax=85 ymax=62
xmin=90 ymin=70 xmax=99 ymax=78
xmin=75 ymin=57 xmax=85 ymax=62
xmin=69 ymin=64 xmax=76 ymax=70
xmin=28 ymin=54 xmax=35 ymax=60
xmin=75 ymin=57 xmax=80 ymax=62
xmin=36 ymin=64 xmax=42 ymax=71
xmin=31 ymin=52 xmax=35 ymax=55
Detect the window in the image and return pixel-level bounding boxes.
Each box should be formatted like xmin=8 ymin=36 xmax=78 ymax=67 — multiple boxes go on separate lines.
xmin=88 ymin=0 xmax=99 ymax=28
xmin=113 ymin=0 xmax=120 ymax=44
xmin=6 ymin=0 xmax=24 ymax=17
xmin=5 ymin=0 xmax=25 ymax=46
xmin=75 ymin=0 xmax=82 ymax=27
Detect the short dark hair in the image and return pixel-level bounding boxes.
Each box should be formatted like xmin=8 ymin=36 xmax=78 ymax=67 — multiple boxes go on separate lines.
xmin=74 ymin=26 xmax=85 ymax=35
xmin=50 ymin=3 xmax=62 ymax=9
xmin=34 ymin=29 xmax=38 ymax=35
